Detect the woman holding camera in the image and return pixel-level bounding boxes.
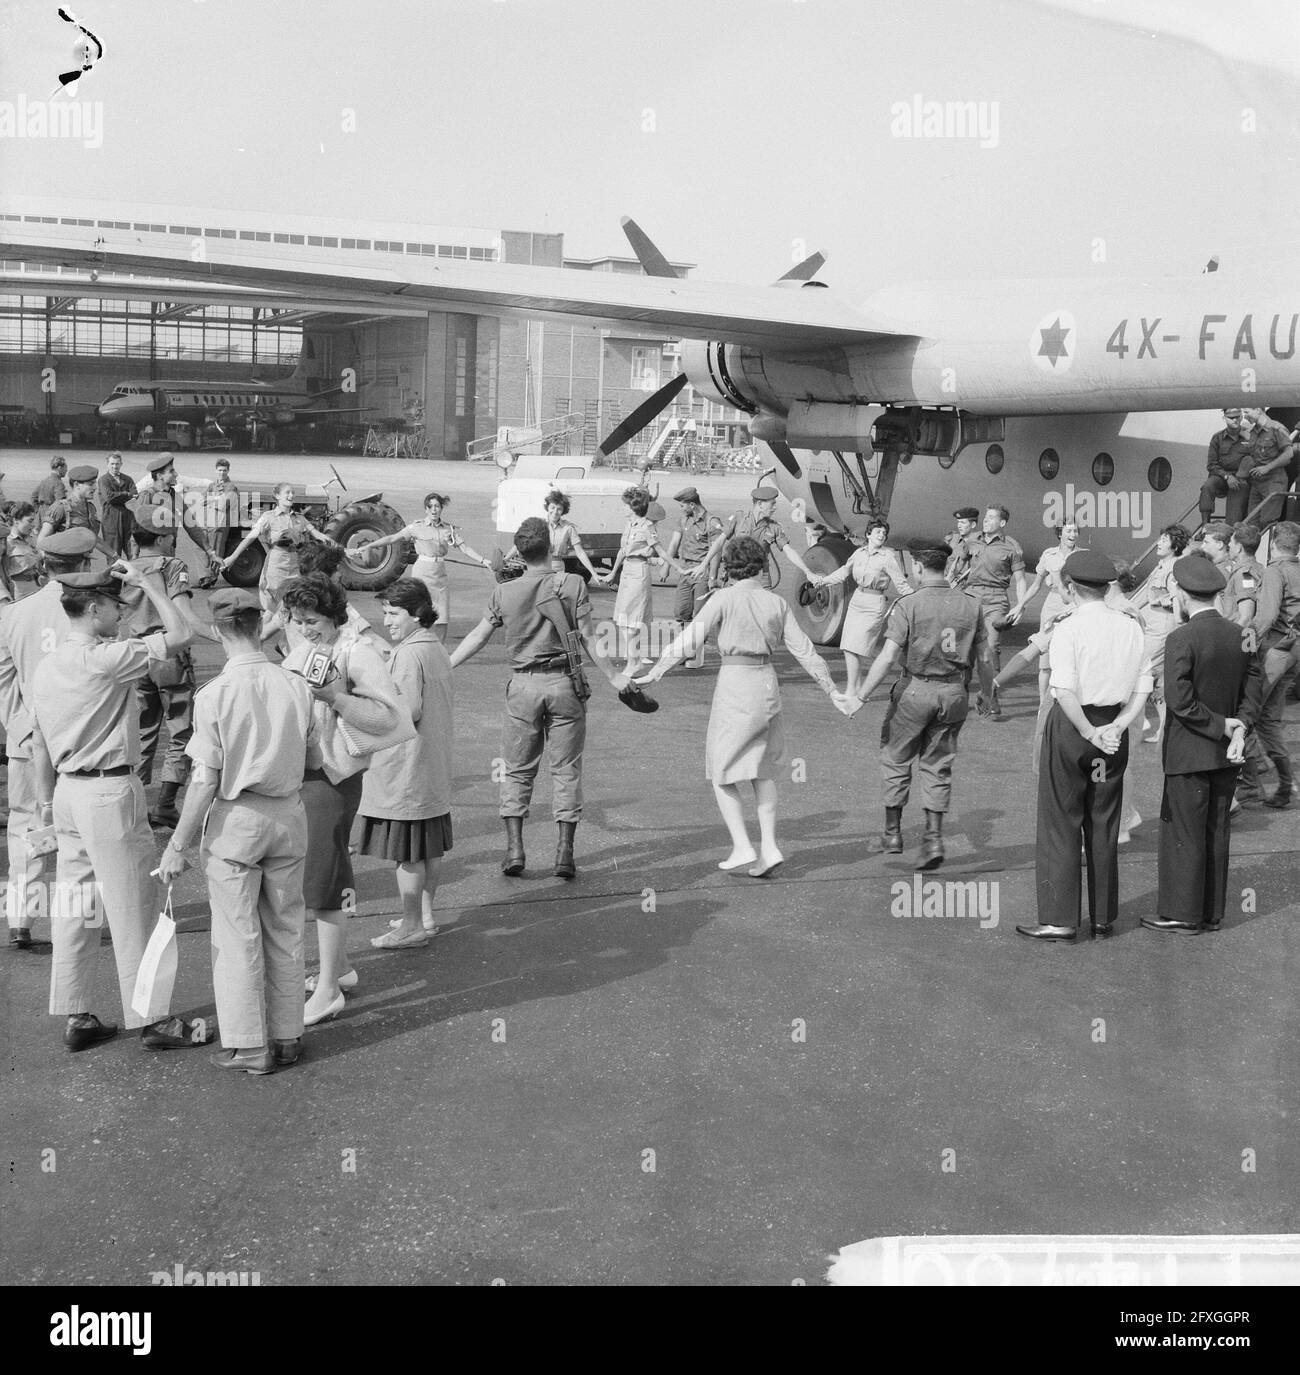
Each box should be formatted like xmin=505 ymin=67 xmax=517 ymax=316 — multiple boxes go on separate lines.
xmin=281 ymin=574 xmax=402 ymax=1023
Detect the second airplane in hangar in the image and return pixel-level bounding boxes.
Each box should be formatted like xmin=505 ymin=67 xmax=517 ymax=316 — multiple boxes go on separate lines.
xmin=6 ymin=215 xmax=1296 ymax=641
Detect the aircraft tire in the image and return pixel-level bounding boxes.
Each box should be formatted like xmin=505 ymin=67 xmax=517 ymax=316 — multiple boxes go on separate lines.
xmin=326 ymin=501 xmax=410 ymax=593
xmin=791 ymin=536 xmax=855 ymax=647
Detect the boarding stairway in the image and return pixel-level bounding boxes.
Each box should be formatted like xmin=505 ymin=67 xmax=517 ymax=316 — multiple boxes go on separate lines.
xmin=466 ymin=412 xmax=583 ymax=464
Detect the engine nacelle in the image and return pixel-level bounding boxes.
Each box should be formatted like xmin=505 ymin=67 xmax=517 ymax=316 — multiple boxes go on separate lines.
xmin=680 ymin=339 xmax=760 ymax=414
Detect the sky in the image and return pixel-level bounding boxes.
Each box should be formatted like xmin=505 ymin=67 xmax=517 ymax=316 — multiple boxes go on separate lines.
xmin=2 ymin=0 xmax=1299 ymax=304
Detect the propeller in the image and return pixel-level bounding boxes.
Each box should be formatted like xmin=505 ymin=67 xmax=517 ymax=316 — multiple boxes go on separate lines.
xmin=598 ymin=372 xmax=688 ymax=457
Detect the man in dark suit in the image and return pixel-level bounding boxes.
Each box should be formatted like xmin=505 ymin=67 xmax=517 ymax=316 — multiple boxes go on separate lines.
xmin=1142 ymin=556 xmax=1262 ymax=935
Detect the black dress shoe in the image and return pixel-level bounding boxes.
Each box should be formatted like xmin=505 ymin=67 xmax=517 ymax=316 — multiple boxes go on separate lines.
xmin=1139 ymin=916 xmax=1201 ymax=933
xmin=1092 ymin=923 xmax=1115 ymax=939
xmin=1014 ymin=923 xmax=1077 ymax=941
xmin=9 ymin=927 xmax=50 ymax=951
xmin=148 ymin=806 xmax=181 ymax=829
xmin=64 ymin=1014 xmax=119 ymax=1052
xmin=272 ymin=1039 xmax=302 ymax=1067
xmin=141 ymin=1016 xmax=216 ymax=1049
xmin=211 ymin=1047 xmax=274 ymax=1075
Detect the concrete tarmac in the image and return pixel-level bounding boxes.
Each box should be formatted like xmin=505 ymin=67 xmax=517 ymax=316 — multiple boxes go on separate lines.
xmin=1 ymin=448 xmax=1297 ymax=1285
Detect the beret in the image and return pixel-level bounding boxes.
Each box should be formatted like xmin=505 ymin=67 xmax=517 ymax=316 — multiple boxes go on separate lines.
xmin=751 ymin=486 xmax=779 ymax=501
xmin=673 ymin=487 xmax=701 ymax=504
xmin=646 ymin=501 xmax=667 ymax=522
xmin=952 ymin=507 xmax=980 ymax=520
xmin=1062 ymin=549 xmax=1117 ymax=586
xmin=146 ymin=452 xmax=177 ymax=474
xmin=67 ymin=465 xmax=98 ymax=483
xmin=1172 ymin=554 xmax=1226 ymax=595
xmin=208 ymin=588 xmax=262 ymax=619
xmin=55 ymin=569 xmax=124 ymax=600
xmin=41 ymin=527 xmax=98 ymax=556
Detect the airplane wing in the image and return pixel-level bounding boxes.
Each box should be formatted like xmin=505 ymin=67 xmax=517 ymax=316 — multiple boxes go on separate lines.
xmin=0 ymin=229 xmax=916 ymax=351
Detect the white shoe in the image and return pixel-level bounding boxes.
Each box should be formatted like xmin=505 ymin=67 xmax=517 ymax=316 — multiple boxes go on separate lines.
xmin=303 ymin=991 xmax=345 ymax=1026
xmin=305 ymin=968 xmax=358 ymax=994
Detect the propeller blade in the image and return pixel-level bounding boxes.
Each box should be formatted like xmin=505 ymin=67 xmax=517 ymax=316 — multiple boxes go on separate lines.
xmin=598 ymin=372 xmax=688 ymax=456
xmin=777 ymin=252 xmax=826 ymax=282
xmin=619 ymin=216 xmax=680 ymax=279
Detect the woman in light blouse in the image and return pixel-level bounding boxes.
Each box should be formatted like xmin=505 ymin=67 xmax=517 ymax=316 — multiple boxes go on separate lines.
xmin=636 ymin=536 xmax=842 ymax=878
xmin=604 ymin=486 xmax=687 ymax=674
xmin=220 ymin=482 xmax=338 ymax=614
xmin=281 ymin=574 xmax=401 ymax=1024
xmin=355 ymin=492 xmax=492 ymax=643
xmin=811 ymin=518 xmax=910 ymax=696
xmin=543 ymin=489 xmax=601 ymax=579
xmin=1138 ymin=523 xmax=1190 ymax=742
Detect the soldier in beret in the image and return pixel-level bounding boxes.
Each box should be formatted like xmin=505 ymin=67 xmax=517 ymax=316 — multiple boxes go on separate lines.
xmin=1141 ymin=557 xmax=1260 ymax=934
xmin=30 ymin=562 xmax=211 ymax=1054
xmin=1019 ymin=549 xmax=1153 ymax=942
xmin=705 ymin=486 xmax=818 ymax=592
xmin=135 ymin=453 xmax=214 ymax=570
xmin=943 ymin=506 xmax=981 ymax=585
xmin=665 ymin=486 xmax=724 ymax=666
xmin=38 ymin=464 xmax=110 ymax=558
xmin=31 ymin=456 xmax=67 ymax=525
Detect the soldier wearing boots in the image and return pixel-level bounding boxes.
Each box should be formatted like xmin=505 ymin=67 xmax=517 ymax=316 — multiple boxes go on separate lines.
xmin=843 ymin=542 xmax=984 ymax=869
xmin=449 ymin=517 xmax=625 ymax=879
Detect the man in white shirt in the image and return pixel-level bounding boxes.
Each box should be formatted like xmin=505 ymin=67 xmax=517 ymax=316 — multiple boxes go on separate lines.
xmin=1018 ymin=550 xmax=1153 ymax=942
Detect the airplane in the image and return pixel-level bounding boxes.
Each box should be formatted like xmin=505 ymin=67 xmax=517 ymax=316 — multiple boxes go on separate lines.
xmin=89 ymin=348 xmax=370 ymax=439
xmin=5 ymin=217 xmax=1298 ymax=643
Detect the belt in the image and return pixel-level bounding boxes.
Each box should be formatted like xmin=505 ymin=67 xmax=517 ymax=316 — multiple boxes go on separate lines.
xmin=720 ymin=652 xmax=771 ymax=665
xmin=624 ymin=555 xmax=650 ymax=562
xmin=514 ymin=661 xmax=569 ymax=674
xmin=909 ymin=671 xmax=964 ymax=682
xmin=64 ymin=765 xmax=132 ymax=778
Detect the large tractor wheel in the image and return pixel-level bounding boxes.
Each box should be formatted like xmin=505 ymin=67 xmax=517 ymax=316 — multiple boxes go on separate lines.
xmin=325 ymin=501 xmax=409 ymax=593
xmin=221 ymin=541 xmax=265 ymax=589
xmin=790 ymin=536 xmax=856 ymax=647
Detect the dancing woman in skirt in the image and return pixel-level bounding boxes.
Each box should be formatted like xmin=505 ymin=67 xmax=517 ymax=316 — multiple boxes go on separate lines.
xmin=810 ymin=518 xmax=910 ymax=696
xmin=220 ymin=482 xmax=338 ymax=614
xmin=637 ymin=536 xmax=841 ymax=878
xmin=604 ymin=486 xmax=687 ymax=673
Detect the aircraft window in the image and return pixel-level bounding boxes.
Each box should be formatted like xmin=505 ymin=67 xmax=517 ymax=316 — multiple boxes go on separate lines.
xmin=1092 ymin=453 xmax=1114 ymax=485
xmin=1148 ymin=456 xmax=1172 ymax=492
xmin=985 ymin=444 xmax=1004 ymax=475
xmin=1038 ymin=448 xmax=1060 ymax=480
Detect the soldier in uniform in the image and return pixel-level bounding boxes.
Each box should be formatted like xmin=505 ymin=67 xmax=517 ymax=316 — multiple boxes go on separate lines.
xmin=449 ymin=517 xmax=626 ymax=880
xmin=0 ymin=528 xmax=96 ymax=950
xmin=1141 ymin=557 xmax=1260 ymax=935
xmin=207 ymin=458 xmax=240 ymax=560
xmin=2 ymin=503 xmax=42 ymax=600
xmin=135 ymin=453 xmax=214 ymax=569
xmin=1239 ymin=408 xmax=1295 ymax=526
xmin=31 ymin=456 xmax=67 ymax=523
xmin=31 ymin=562 xmax=212 ymax=1053
xmin=842 ymin=542 xmax=984 ymax=869
xmin=666 ymin=486 xmax=724 ymax=668
xmin=964 ymin=505 xmax=1028 ymax=719
xmin=38 ymin=465 xmax=106 ymax=553
xmin=944 ymin=507 xmax=980 ymax=585
xmin=1248 ymin=520 xmax=1300 ymax=809
xmin=122 ymin=499 xmax=202 ymax=830
xmin=705 ymin=486 xmax=818 ymax=592
xmin=157 ymin=588 xmax=319 ymax=1075
xmin=97 ymin=451 xmax=137 ymax=557
xmin=1018 ymin=550 xmax=1153 ymax=942
xmin=1198 ymin=408 xmax=1253 ymax=527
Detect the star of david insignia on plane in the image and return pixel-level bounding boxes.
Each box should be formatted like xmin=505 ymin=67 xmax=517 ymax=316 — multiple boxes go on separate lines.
xmin=1037 ymin=318 xmax=1071 ymax=367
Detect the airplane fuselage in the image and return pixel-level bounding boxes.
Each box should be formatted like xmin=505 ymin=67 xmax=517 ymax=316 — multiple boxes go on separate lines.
xmin=97 ymin=382 xmax=314 ymax=428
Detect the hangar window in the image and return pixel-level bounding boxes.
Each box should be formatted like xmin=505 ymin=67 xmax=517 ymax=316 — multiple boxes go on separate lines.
xmin=255 ymin=232 xmax=270 ymax=242
xmin=151 ymin=224 xmax=165 ymax=233
xmin=1038 ymin=448 xmax=1060 ymax=480
xmin=308 ymin=236 xmax=323 ymax=247
xmin=355 ymin=239 xmax=371 ymax=250
xmin=470 ymin=247 xmax=489 ymax=261
xmin=205 ymin=228 xmax=221 ymax=237
xmin=454 ymin=337 xmax=468 ymax=417
xmin=289 ymin=235 xmax=304 ymax=245
xmin=323 ymin=237 xmax=337 ymax=248
xmin=342 ymin=238 xmax=356 ymax=249
xmin=170 ymin=225 xmax=188 ymax=234
xmin=60 ymin=217 xmax=77 ymax=224
xmin=438 ymin=245 xmax=455 ymax=257
xmin=985 ymin=444 xmax=1004 ymax=474
xmin=133 ymin=223 xmax=150 ymax=231
xmin=1092 ymin=452 xmax=1114 ymax=485
xmin=1148 ymin=456 xmax=1172 ymax=492
xmin=275 ymin=233 xmax=290 ymax=243
xmin=221 ymin=230 xmax=235 ymax=239
xmin=631 ymin=347 xmax=659 ymax=392
xmin=406 ymin=243 xmax=423 ymax=253
xmin=240 ymin=231 xmax=255 ymax=240
xmin=187 ymin=227 xmax=200 ymax=236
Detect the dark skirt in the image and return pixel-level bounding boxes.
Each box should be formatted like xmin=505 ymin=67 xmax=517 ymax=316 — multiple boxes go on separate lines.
xmin=302 ymin=769 xmax=364 ymax=909
xmin=357 ymin=812 xmax=453 ymax=863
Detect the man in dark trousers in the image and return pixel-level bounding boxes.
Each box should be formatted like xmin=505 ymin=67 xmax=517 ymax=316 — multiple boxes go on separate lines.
xmin=449 ymin=517 xmax=626 ymax=879
xmin=845 ymin=542 xmax=984 ymax=869
xmin=1018 ymin=550 xmax=1153 ymax=942
xmin=1141 ymin=558 xmax=1261 ymax=934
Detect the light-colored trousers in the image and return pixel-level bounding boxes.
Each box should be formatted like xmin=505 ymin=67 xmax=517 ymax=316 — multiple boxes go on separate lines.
xmin=48 ymin=773 xmax=161 ymax=1029
xmin=5 ymin=754 xmax=53 ymax=931
xmin=500 ymin=671 xmax=586 ymax=822
xmin=203 ymin=793 xmax=308 ymax=1048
